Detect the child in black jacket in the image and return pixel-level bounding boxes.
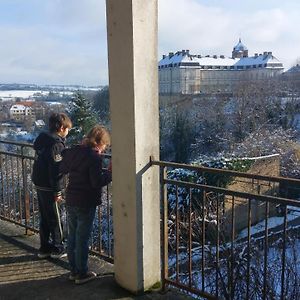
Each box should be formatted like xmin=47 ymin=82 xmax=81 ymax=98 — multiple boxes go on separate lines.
xmin=32 ymin=113 xmax=72 ymax=258
xmin=60 ymin=125 xmax=112 ymax=284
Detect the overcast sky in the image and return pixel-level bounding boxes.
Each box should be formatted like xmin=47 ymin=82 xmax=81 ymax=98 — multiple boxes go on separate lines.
xmin=0 ymin=0 xmax=299 ymax=86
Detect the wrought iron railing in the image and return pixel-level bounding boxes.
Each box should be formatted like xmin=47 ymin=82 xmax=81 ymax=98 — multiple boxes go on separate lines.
xmin=2 ymin=139 xmax=300 ymax=299
xmin=151 ymin=160 xmax=300 ymax=300
xmin=0 ymin=140 xmax=113 ymax=262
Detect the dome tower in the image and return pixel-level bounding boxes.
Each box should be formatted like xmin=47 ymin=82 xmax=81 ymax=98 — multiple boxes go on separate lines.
xmin=232 ymin=38 xmax=248 ymax=58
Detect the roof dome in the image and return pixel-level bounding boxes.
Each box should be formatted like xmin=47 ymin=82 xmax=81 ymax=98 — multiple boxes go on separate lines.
xmin=233 ymin=38 xmax=248 ymax=52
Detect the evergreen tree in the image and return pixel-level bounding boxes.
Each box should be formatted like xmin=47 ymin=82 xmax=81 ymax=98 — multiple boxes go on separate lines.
xmin=93 ymin=86 xmax=110 ymax=125
xmin=68 ymin=92 xmax=98 ymax=144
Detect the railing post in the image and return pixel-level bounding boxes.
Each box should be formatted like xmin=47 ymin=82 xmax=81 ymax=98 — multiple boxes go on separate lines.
xmin=263 ymin=201 xmax=269 ymax=300
xmin=21 ymin=145 xmax=30 ymax=235
xmin=160 ymin=166 xmax=168 ymax=291
xmin=246 ymin=198 xmax=252 ymax=300
xmin=281 ymin=201 xmax=288 ymax=300
xmin=0 ymin=154 xmax=4 ymax=213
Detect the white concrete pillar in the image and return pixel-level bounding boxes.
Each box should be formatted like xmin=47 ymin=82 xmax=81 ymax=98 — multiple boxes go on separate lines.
xmin=106 ymin=0 xmax=160 ymax=293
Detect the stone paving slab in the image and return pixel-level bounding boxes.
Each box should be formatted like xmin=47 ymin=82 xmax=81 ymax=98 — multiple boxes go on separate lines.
xmin=0 ymin=219 xmax=193 ymax=300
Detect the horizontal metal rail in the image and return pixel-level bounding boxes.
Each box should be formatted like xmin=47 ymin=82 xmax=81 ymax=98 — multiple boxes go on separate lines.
xmin=152 ymin=159 xmax=300 ymax=186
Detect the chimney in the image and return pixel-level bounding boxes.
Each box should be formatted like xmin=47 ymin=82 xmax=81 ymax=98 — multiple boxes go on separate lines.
xmin=213 ymin=55 xmax=217 ymax=59
xmin=186 ymin=50 xmax=190 ymax=55
xmin=162 ymin=55 xmax=166 ymax=59
xmin=182 ymin=50 xmax=186 ymax=55
xmin=220 ymin=55 xmax=225 ymax=59
xmin=263 ymin=51 xmax=268 ymax=56
xmin=268 ymin=51 xmax=272 ymax=55
xmin=254 ymin=53 xmax=258 ymax=57
xmin=169 ymin=52 xmax=174 ymax=57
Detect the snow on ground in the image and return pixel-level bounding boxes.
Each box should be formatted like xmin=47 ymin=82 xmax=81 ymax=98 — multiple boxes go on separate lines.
xmin=0 ymin=90 xmax=49 ymax=99
xmin=238 ymin=210 xmax=300 ymax=239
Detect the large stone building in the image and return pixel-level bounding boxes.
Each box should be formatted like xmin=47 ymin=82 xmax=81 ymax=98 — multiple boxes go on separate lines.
xmin=159 ymin=39 xmax=284 ymax=94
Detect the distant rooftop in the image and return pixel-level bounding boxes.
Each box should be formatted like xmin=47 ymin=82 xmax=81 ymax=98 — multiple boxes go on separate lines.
xmin=159 ymin=50 xmax=283 ymax=68
xmin=286 ymin=64 xmax=300 ymax=73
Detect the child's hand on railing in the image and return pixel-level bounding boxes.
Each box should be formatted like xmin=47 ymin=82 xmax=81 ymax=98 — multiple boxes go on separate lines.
xmin=54 ymin=195 xmax=62 ymax=203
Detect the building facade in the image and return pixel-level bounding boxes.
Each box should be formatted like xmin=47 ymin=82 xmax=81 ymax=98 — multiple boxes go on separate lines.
xmin=159 ymin=39 xmax=284 ymax=94
xmin=9 ymin=104 xmax=33 ymax=118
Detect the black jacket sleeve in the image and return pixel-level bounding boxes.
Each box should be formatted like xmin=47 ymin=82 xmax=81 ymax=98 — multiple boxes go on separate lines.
xmin=49 ymin=142 xmax=65 ymax=194
xmin=89 ymin=155 xmax=112 ymax=189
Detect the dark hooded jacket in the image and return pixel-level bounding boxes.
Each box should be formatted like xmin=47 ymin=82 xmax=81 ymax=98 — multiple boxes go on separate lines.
xmin=60 ymin=145 xmax=112 ymax=209
xmin=32 ymin=132 xmax=66 ymax=194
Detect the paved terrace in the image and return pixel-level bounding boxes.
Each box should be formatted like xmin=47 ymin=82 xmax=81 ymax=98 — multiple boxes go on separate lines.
xmin=0 ymin=220 xmax=192 ymax=300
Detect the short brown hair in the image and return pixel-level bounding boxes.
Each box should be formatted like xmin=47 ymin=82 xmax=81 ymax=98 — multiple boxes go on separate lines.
xmin=83 ymin=125 xmax=110 ymax=148
xmin=49 ymin=113 xmax=72 ymax=133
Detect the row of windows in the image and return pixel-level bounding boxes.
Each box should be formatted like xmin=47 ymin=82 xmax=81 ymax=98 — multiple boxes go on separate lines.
xmin=159 ymin=63 xmax=272 ymax=70
xmin=11 ymin=110 xmax=33 ymax=114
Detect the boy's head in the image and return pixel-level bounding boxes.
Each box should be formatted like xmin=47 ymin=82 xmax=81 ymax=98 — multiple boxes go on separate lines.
xmin=48 ymin=113 xmax=72 ymax=138
xmin=83 ymin=125 xmax=110 ymax=153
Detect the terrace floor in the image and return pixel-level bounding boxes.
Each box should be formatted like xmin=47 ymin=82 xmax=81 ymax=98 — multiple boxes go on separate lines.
xmin=0 ymin=219 xmax=191 ymax=300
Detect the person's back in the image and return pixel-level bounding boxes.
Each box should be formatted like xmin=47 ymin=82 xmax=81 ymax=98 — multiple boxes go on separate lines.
xmin=32 ymin=131 xmax=65 ymax=192
xmin=32 ymin=113 xmax=72 ymax=259
xmin=61 ymin=145 xmax=111 ymax=209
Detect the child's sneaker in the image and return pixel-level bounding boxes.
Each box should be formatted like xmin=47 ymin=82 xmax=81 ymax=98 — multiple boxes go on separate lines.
xmin=50 ymin=247 xmax=67 ymax=259
xmin=75 ymin=271 xmax=97 ymax=284
xmin=37 ymin=250 xmax=51 ymax=259
xmin=68 ymin=272 xmax=78 ymax=281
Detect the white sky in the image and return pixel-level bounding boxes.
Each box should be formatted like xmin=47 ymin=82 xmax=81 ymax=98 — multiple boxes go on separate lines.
xmin=0 ymin=0 xmax=299 ymax=86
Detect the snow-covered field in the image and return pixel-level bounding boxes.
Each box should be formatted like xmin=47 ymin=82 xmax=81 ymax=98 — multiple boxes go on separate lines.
xmin=0 ymin=90 xmax=49 ymax=99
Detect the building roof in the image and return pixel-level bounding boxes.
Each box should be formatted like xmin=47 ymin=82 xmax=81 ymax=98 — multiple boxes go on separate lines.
xmin=35 ymin=120 xmax=45 ymax=126
xmin=10 ymin=104 xmax=27 ymax=110
xmin=17 ymin=101 xmax=35 ymax=107
xmin=286 ymin=64 xmax=300 ymax=73
xmin=159 ymin=50 xmax=283 ymax=69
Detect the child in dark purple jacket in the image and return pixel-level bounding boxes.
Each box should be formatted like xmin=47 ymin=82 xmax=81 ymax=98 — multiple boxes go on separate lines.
xmin=60 ymin=125 xmax=112 ymax=284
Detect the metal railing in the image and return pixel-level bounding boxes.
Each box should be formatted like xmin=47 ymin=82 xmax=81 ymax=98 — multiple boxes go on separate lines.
xmin=2 ymin=139 xmax=300 ymax=299
xmin=152 ymin=160 xmax=300 ymax=300
xmin=0 ymin=140 xmax=113 ymax=262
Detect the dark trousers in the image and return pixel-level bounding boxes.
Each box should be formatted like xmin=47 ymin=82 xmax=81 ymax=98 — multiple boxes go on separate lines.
xmin=67 ymin=206 xmax=96 ymax=275
xmin=37 ymin=190 xmax=63 ymax=251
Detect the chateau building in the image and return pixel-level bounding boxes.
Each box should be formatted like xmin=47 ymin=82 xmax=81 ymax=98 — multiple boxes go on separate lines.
xmin=159 ymin=39 xmax=284 ymax=94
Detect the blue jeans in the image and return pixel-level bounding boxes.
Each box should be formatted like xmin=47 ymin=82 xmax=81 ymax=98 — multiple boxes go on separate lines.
xmin=66 ymin=206 xmax=96 ymax=275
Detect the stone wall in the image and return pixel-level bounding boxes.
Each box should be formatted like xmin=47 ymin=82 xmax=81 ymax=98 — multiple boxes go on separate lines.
xmin=223 ymin=154 xmax=280 ymax=237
